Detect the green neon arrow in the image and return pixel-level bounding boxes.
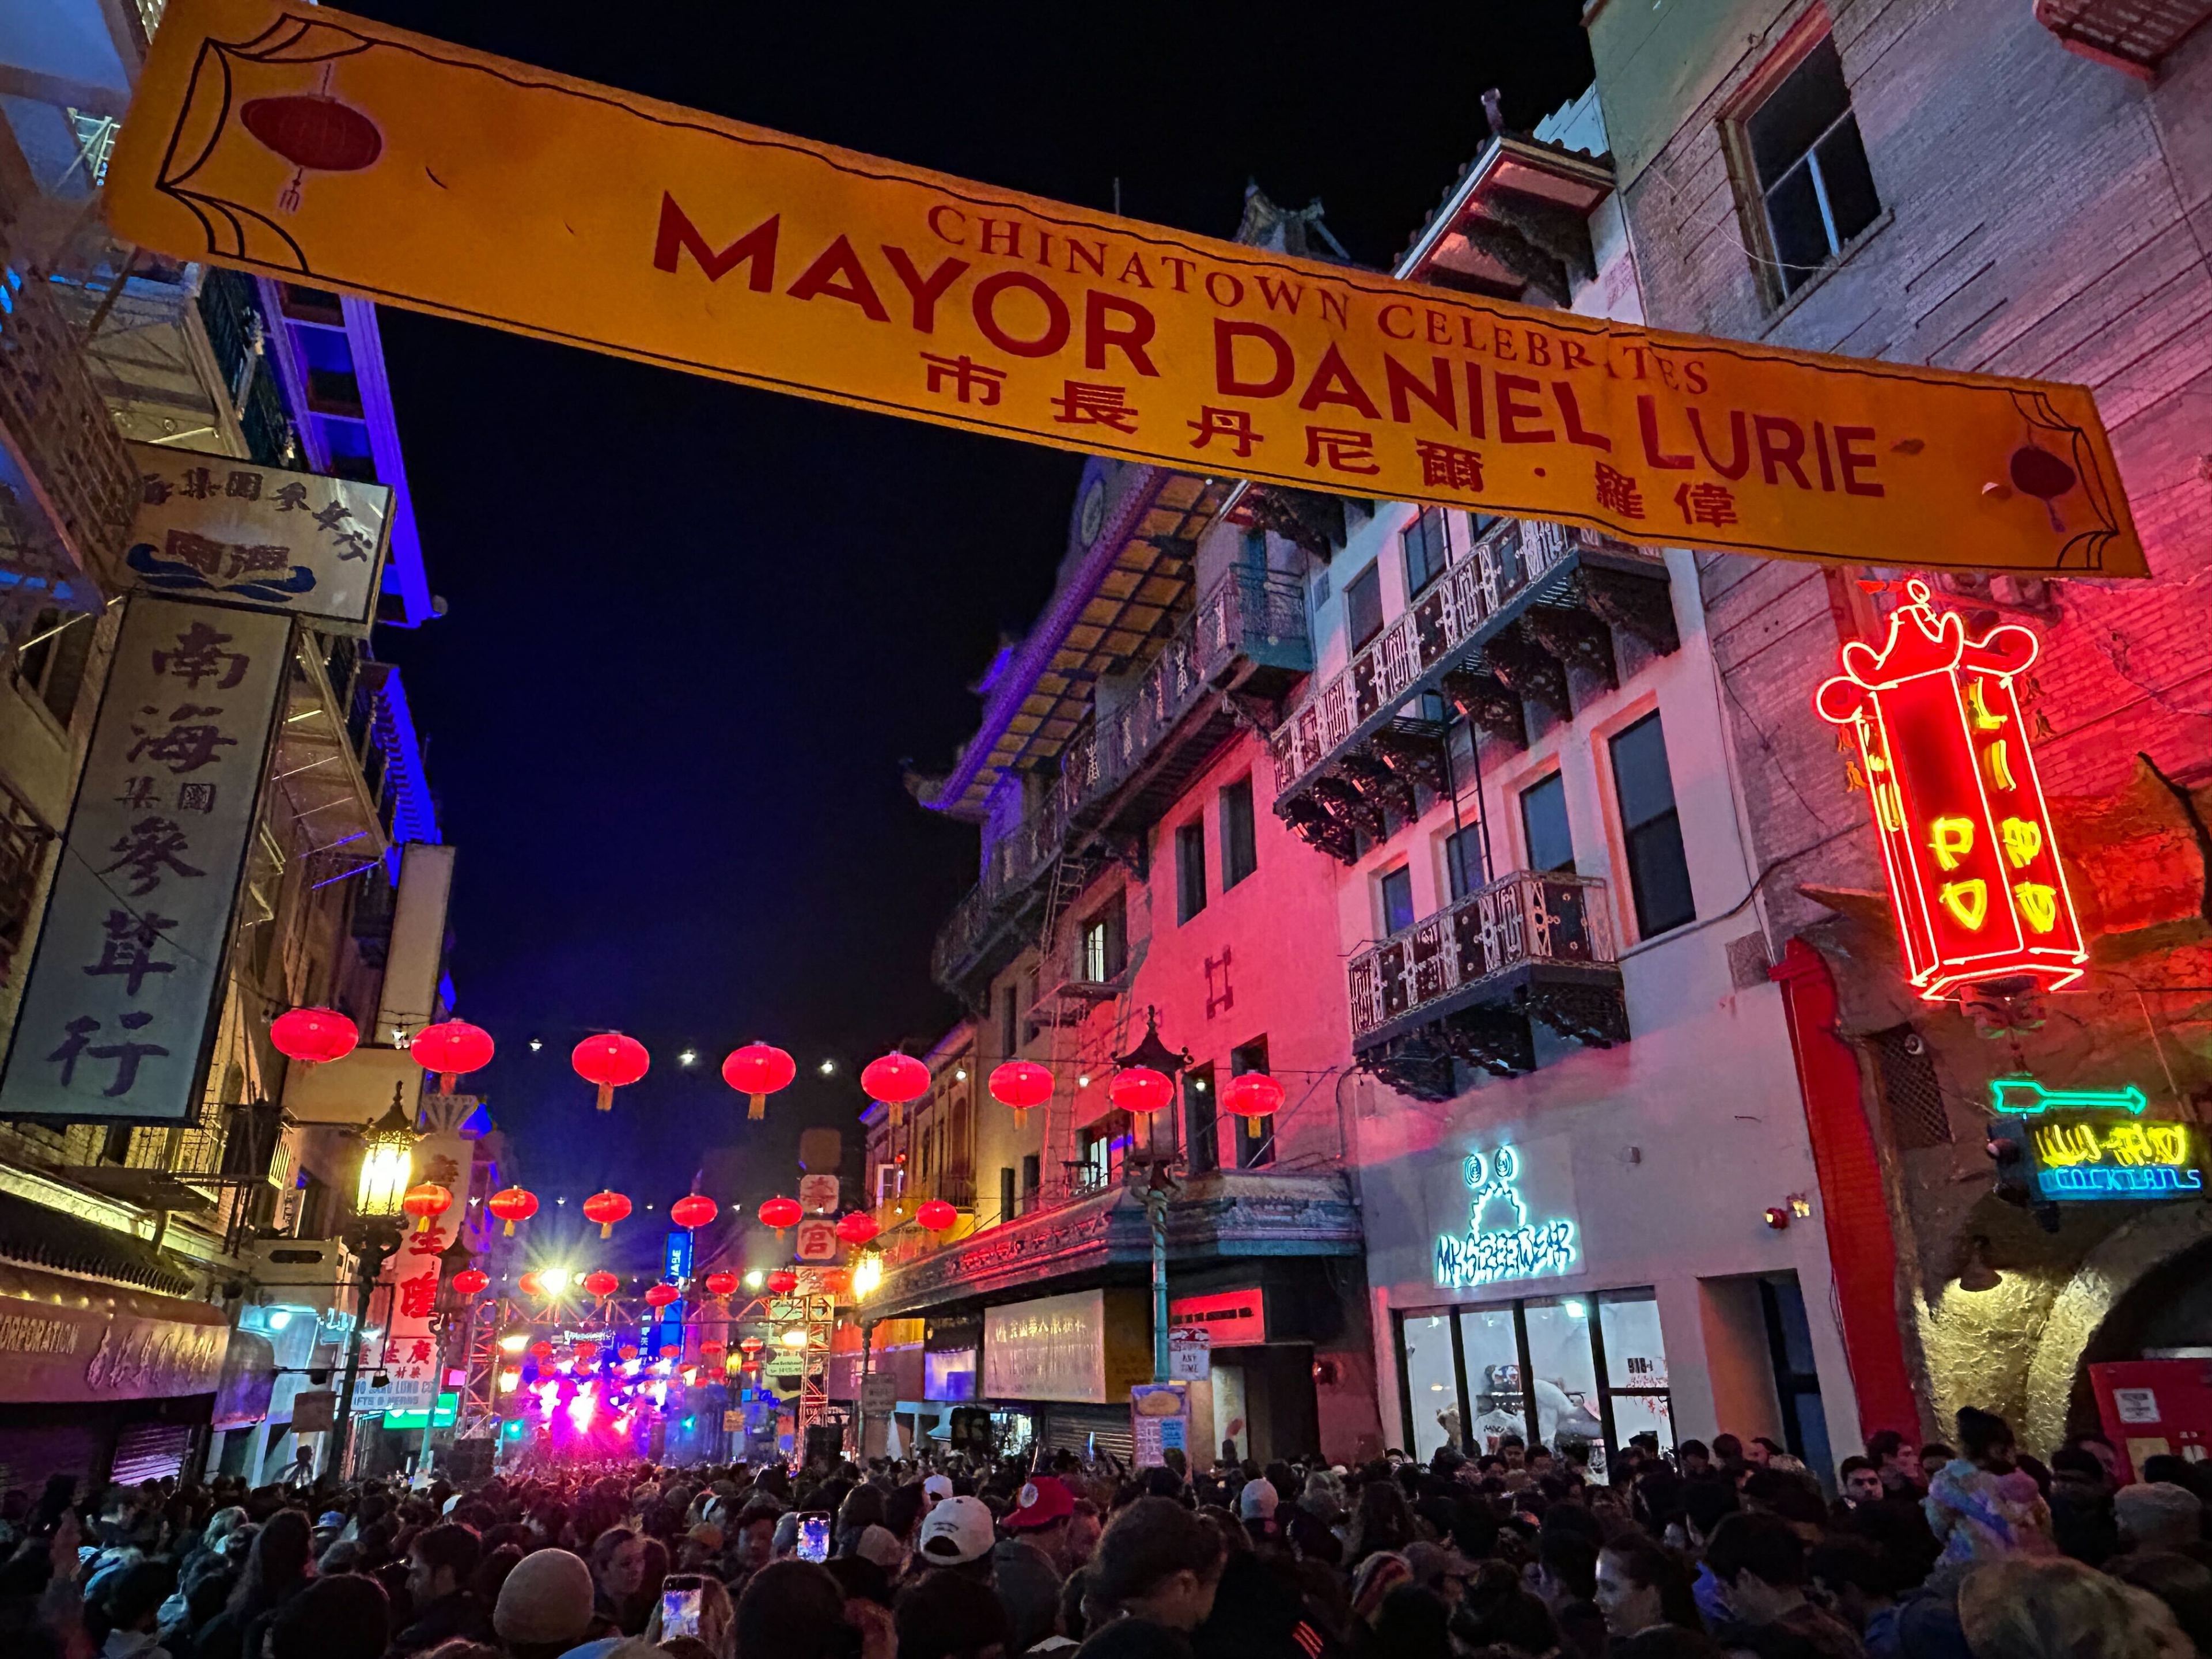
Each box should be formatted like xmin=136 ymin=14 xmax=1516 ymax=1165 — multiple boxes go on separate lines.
xmin=1988 ymin=1077 xmax=2149 ymax=1117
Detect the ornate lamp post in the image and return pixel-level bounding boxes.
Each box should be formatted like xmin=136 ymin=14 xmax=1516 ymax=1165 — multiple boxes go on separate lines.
xmin=1112 ymin=1009 xmax=1191 ymax=1384
xmin=333 ymin=1085 xmax=418 ymax=1478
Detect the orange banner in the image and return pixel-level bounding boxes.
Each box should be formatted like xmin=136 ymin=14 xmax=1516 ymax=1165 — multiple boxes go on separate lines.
xmin=107 ymin=0 xmax=2143 ymax=576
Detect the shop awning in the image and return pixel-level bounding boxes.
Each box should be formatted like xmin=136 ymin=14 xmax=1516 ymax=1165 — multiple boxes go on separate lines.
xmin=0 ymin=1190 xmax=194 ymax=1297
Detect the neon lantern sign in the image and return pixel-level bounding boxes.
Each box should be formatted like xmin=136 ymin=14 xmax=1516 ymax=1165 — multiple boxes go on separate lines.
xmin=1434 ymin=1145 xmax=1579 ymax=1290
xmin=1816 ymin=579 xmax=2087 ymax=1001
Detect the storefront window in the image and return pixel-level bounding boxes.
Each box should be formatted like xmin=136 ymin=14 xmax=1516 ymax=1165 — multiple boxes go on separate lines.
xmin=1598 ymin=1291 xmax=1674 ymax=1451
xmin=1524 ymin=1296 xmax=1605 ymax=1471
xmin=1459 ymin=1305 xmax=1525 ymax=1452
xmin=1401 ymin=1312 xmax=1461 ymax=1461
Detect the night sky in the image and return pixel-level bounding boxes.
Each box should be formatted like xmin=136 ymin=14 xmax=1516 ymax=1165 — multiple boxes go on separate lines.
xmin=358 ymin=0 xmax=1592 ymax=1269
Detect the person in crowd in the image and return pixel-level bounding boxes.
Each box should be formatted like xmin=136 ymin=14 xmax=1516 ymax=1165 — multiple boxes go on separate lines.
xmin=493 ymin=1546 xmax=600 ymax=1659
xmin=1836 ymin=1458 xmax=1885 ymax=1511
xmin=2114 ymin=1481 xmax=2207 ymax=1558
xmin=1083 ymin=1497 xmax=1225 ymax=1637
xmin=1955 ymin=1554 xmax=2189 ymax=1659
xmin=190 ymin=1508 xmax=312 ymax=1659
xmin=1594 ymin=1533 xmax=1707 ymax=1649
xmin=1703 ymin=1511 xmax=1864 ymax=1658
xmin=389 ymin=1521 xmax=491 ymax=1654
xmin=1005 ymin=1476 xmax=1085 ymax=1575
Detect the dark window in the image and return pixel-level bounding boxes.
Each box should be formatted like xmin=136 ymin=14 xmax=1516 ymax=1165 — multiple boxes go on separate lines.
xmin=1241 ymin=527 xmax=1268 ymax=569
xmin=999 ymin=985 xmax=1019 ymax=1059
xmin=1743 ymin=35 xmax=1881 ymax=296
xmin=999 ymin=1166 xmax=1016 ymax=1224
xmin=1520 ymin=775 xmax=1574 ymax=874
xmin=1080 ymin=892 xmax=1127 ymax=983
xmin=1402 ymin=507 xmax=1452 ymax=596
xmin=1346 ymin=563 xmax=1384 ymax=652
xmin=1020 ymin=1154 xmax=1041 ymax=1213
xmin=1184 ymin=1063 xmax=1218 ymax=1175
xmin=1221 ymin=778 xmax=1257 ymax=890
xmin=101 ymin=1124 xmax=132 ymax=1164
xmin=13 ymin=611 xmax=94 ymax=727
xmin=1446 ymin=826 xmax=1487 ymax=901
xmin=1232 ymin=1038 xmax=1274 ymax=1169
xmin=1380 ymin=865 xmax=1416 ymax=935
xmin=1611 ymin=713 xmax=1696 ymax=937
xmin=1175 ymin=819 xmax=1207 ymax=923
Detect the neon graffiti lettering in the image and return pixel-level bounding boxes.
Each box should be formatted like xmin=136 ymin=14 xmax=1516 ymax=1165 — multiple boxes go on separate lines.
xmin=1432 ymin=1145 xmax=1581 ymax=1290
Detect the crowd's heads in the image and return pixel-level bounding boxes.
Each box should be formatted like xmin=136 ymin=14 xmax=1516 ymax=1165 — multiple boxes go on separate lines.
xmin=1959 ymin=1555 xmax=2189 ymax=1659
xmin=1088 ymin=1495 xmax=1227 ymax=1631
xmin=268 ymin=1572 xmax=389 ymax=1659
xmin=918 ymin=1495 xmax=996 ymax=1568
xmin=734 ymin=1560 xmax=857 ymax=1659
xmin=1703 ymin=1511 xmax=1806 ymax=1621
xmin=2116 ymin=1482 xmax=2205 ymax=1554
xmin=493 ymin=1544 xmax=597 ymax=1655
xmin=1595 ymin=1534 xmax=1700 ymax=1637
xmin=894 ymin=1566 xmax=1009 ymax=1659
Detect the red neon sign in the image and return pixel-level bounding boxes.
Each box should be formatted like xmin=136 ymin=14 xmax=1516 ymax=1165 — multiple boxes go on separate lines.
xmin=1815 ymin=579 xmax=2086 ymax=1001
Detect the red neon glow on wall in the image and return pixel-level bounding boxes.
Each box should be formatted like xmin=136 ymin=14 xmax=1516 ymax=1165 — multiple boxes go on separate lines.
xmin=1815 ymin=579 xmax=2086 ymax=1001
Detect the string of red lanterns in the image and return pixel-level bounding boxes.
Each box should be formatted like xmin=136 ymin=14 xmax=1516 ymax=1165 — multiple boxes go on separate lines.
xmin=269 ymin=1007 xmax=358 ymax=1066
xmin=988 ymin=1059 xmax=1052 ymax=1127
xmin=573 ymin=1032 xmax=649 ymax=1112
xmin=411 ymin=1017 xmax=494 ymax=1093
xmin=861 ymin=1051 xmax=930 ymax=1127
xmin=723 ymin=1043 xmax=796 ymax=1120
xmin=581 ymin=1189 xmax=632 ymax=1238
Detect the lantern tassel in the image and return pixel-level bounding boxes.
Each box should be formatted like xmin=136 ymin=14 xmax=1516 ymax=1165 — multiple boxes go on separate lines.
xmin=440 ymin=1070 xmax=457 ymax=1093
xmin=1013 ymin=1107 xmax=1028 ymax=1129
xmin=596 ymin=1082 xmax=613 ymax=1112
xmin=502 ymin=1218 xmax=516 ymax=1237
xmin=599 ymin=1221 xmax=613 ymax=1239
xmin=415 ymin=1214 xmax=430 ymax=1233
xmin=1247 ymin=1115 xmax=1263 ymax=1135
xmin=890 ymin=1101 xmax=903 ymax=1127
xmin=749 ymin=1092 xmax=765 ymax=1121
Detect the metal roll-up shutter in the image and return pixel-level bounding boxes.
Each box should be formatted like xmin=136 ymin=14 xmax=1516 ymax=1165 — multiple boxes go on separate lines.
xmin=0 ymin=1406 xmax=120 ymax=1493
xmin=110 ymin=1421 xmax=195 ymax=1484
xmin=1038 ymin=1403 xmax=1132 ymax=1464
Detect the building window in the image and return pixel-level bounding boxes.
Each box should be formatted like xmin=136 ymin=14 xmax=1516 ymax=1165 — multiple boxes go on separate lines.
xmin=1379 ymin=865 xmax=1416 ymax=936
xmin=1184 ymin=1063 xmax=1218 ymax=1175
xmin=1232 ymin=1038 xmax=1273 ymax=1169
xmin=999 ymin=984 xmax=1019 ymax=1059
xmin=1740 ymin=33 xmax=1881 ymax=297
xmin=1175 ymin=819 xmax=1207 ymax=923
xmin=998 ymin=1166 xmax=1016 ymax=1224
xmin=1609 ymin=712 xmax=1696 ymax=937
xmin=1020 ymin=1154 xmax=1040 ymax=1214
xmin=1241 ymin=527 xmax=1268 ymax=568
xmin=1080 ymin=892 xmax=1126 ymax=983
xmin=1221 ymin=778 xmax=1257 ymax=890
xmin=12 ymin=611 xmax=95 ymax=728
xmin=1520 ymin=775 xmax=1574 ymax=874
xmin=1445 ymin=825 xmax=1486 ymax=902
xmin=1402 ymin=507 xmax=1453 ymax=596
xmin=1345 ymin=562 xmax=1384 ymax=652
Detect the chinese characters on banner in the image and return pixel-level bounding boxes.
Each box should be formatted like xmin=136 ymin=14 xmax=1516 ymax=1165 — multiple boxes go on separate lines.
xmin=107 ymin=0 xmax=2143 ymax=577
xmin=1816 ymin=578 xmax=2088 ymax=1001
xmin=0 ymin=598 xmax=291 ymax=1122
xmin=360 ymin=1223 xmax=448 ymax=1415
xmin=126 ymin=444 xmax=392 ymax=630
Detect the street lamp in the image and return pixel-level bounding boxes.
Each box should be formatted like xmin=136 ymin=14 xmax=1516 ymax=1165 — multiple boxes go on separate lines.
xmin=1113 ymin=1008 xmax=1191 ymax=1384
xmin=332 ymin=1085 xmax=418 ymax=1479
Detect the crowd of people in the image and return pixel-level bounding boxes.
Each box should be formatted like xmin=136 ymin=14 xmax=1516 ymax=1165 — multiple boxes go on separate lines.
xmin=2 ymin=1404 xmax=2207 ymax=1659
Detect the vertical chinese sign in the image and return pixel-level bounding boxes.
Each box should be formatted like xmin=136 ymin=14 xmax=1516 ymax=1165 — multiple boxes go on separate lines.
xmin=1816 ymin=578 xmax=2086 ymax=1001
xmin=0 ymin=597 xmax=291 ymax=1120
xmin=361 ymin=1222 xmax=449 ymax=1415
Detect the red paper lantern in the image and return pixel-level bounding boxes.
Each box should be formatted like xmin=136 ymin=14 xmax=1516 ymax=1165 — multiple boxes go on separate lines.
xmin=1224 ymin=1072 xmax=1285 ymax=1137
xmin=703 ymin=1271 xmax=740 ymax=1298
xmin=738 ymin=1336 xmax=765 ymax=1355
xmin=722 ymin=1043 xmax=797 ymax=1120
xmin=412 ymin=1018 xmax=495 ymax=1093
xmin=1109 ymin=1066 xmax=1175 ymax=1117
xmin=402 ymin=1183 xmax=453 ymax=1234
xmin=582 ymin=1270 xmax=620 ymax=1300
xmin=487 ymin=1186 xmax=538 ymax=1236
xmin=758 ymin=1196 xmax=802 ymax=1236
xmin=989 ymin=1059 xmax=1054 ymax=1127
xmin=643 ymin=1282 xmax=681 ymax=1310
xmin=916 ymin=1199 xmax=959 ymax=1234
xmin=450 ymin=1268 xmax=490 ymax=1297
xmin=619 ymin=1343 xmax=639 ymax=1361
xmin=582 ymin=1189 xmax=632 ymax=1239
xmin=862 ymin=1051 xmax=931 ymax=1126
xmin=670 ymin=1194 xmax=718 ymax=1231
xmin=517 ymin=1270 xmax=546 ymax=1298
xmin=835 ymin=1212 xmax=880 ymax=1247
xmin=270 ymin=1006 xmax=357 ymax=1066
xmin=700 ymin=1339 xmax=726 ymax=1358
xmin=573 ymin=1340 xmax=599 ymax=1365
xmin=529 ymin=1339 xmax=553 ymax=1360
xmin=766 ymin=1269 xmax=798 ymax=1294
xmin=573 ymin=1033 xmax=649 ymax=1112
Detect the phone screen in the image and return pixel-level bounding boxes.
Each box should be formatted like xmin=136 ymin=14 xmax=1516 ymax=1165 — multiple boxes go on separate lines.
xmin=660 ymin=1586 xmax=702 ymax=1639
xmin=798 ymin=1512 xmax=831 ymax=1563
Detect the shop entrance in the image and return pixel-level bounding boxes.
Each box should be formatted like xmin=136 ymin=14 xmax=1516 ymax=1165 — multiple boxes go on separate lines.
xmin=1205 ymin=1346 xmax=1318 ymax=1464
xmin=2071 ymin=1234 xmax=2212 ymax=1441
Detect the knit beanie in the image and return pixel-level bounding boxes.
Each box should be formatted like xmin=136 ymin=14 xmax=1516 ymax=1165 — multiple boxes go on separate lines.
xmin=493 ymin=1546 xmax=596 ymax=1647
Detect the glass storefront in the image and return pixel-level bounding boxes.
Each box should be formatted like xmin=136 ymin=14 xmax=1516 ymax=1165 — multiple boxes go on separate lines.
xmin=1394 ymin=1287 xmax=1673 ymax=1474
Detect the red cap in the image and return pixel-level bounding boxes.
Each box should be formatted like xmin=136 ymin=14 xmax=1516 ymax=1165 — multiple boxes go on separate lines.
xmin=1006 ymin=1475 xmax=1075 ymax=1531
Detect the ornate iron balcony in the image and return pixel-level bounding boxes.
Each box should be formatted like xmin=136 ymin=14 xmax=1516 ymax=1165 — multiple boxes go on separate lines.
xmin=1350 ymin=869 xmax=1628 ymax=1097
xmin=1271 ymin=518 xmax=1676 ymax=863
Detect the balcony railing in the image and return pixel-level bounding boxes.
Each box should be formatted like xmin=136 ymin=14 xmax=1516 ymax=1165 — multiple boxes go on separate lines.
xmin=0 ymin=192 xmax=141 ymax=596
xmin=1349 ymin=869 xmax=1615 ymax=1043
xmin=1274 ymin=519 xmax=1645 ymax=797
xmin=933 ymin=569 xmax=1309 ymax=993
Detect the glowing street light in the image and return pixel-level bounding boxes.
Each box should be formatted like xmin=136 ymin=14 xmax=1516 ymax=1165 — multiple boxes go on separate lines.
xmin=540 ymin=1266 xmax=572 ymax=1296
xmin=851 ymin=1253 xmax=883 ymax=1301
xmin=779 ymin=1328 xmax=807 ymax=1349
xmin=744 ymin=1268 xmax=765 ymax=1291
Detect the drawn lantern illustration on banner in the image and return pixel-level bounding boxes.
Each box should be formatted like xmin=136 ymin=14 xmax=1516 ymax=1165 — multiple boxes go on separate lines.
xmin=1815 ymin=579 xmax=2086 ymax=1002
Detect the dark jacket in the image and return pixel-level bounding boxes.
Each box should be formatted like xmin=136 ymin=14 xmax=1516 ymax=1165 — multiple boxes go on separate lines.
xmin=388 ymin=1588 xmax=494 ymax=1655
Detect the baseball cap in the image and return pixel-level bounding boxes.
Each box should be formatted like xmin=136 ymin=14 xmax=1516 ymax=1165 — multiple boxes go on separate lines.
xmin=923 ymin=1474 xmax=955 ymax=1503
xmin=918 ymin=1495 xmax=996 ymax=1565
xmin=1006 ymin=1475 xmax=1075 ymax=1532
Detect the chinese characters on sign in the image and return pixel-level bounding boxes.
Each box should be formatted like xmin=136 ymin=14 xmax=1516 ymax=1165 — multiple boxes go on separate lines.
xmin=108 ymin=0 xmax=2143 ymax=576
xmin=1816 ymin=579 xmax=2088 ymax=1002
xmin=125 ymin=445 xmax=392 ymax=630
xmin=360 ymin=1224 xmax=447 ymax=1415
xmin=0 ymin=599 xmax=291 ymax=1122
xmin=1434 ymin=1143 xmax=1581 ymax=1291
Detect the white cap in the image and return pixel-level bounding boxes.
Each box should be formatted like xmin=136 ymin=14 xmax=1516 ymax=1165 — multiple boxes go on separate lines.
xmin=923 ymin=1474 xmax=955 ymax=1503
xmin=918 ymin=1495 xmax=995 ymax=1566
